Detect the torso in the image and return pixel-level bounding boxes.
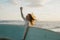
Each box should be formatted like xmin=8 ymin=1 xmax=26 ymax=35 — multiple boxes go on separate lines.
xmin=24 ymin=18 xmax=29 ymax=27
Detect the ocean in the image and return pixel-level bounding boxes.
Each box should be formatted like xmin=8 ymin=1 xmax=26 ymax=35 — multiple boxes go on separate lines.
xmin=0 ymin=20 xmax=60 ymax=40
xmin=0 ymin=20 xmax=60 ymax=32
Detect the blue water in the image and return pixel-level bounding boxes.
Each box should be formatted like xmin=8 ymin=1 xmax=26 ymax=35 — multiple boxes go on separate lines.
xmin=0 ymin=24 xmax=25 ymax=40
xmin=26 ymin=27 xmax=60 ymax=40
xmin=0 ymin=24 xmax=60 ymax=40
xmin=0 ymin=20 xmax=60 ymax=40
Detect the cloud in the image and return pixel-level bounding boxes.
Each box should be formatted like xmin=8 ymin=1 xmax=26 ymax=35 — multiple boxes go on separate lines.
xmin=9 ymin=0 xmax=21 ymax=6
xmin=20 ymin=0 xmax=52 ymax=7
xmin=0 ymin=0 xmax=52 ymax=7
xmin=0 ymin=5 xmax=2 ymax=9
xmin=9 ymin=0 xmax=18 ymax=5
xmin=0 ymin=0 xmax=20 ymax=5
xmin=0 ymin=4 xmax=4 ymax=9
xmin=20 ymin=0 xmax=41 ymax=7
xmin=0 ymin=0 xmax=51 ymax=7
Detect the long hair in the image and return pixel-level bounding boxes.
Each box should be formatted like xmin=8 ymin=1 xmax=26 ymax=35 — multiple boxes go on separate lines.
xmin=26 ymin=14 xmax=35 ymax=26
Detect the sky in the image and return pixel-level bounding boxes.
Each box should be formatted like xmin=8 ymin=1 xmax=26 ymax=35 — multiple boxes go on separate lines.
xmin=0 ymin=0 xmax=60 ymax=21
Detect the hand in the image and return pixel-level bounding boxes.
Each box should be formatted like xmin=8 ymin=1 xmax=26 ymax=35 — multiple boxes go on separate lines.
xmin=20 ymin=7 xmax=23 ymax=10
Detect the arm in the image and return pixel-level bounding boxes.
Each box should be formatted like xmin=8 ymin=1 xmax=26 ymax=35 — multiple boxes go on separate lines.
xmin=20 ymin=7 xmax=25 ymax=20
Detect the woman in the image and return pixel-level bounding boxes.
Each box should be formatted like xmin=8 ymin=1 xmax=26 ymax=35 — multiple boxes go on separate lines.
xmin=20 ymin=7 xmax=36 ymax=40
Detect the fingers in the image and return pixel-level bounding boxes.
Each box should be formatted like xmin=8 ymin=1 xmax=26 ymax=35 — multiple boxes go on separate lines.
xmin=20 ymin=7 xmax=23 ymax=10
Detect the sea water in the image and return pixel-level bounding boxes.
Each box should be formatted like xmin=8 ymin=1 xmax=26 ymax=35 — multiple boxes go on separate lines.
xmin=0 ymin=20 xmax=60 ymax=32
xmin=0 ymin=20 xmax=60 ymax=40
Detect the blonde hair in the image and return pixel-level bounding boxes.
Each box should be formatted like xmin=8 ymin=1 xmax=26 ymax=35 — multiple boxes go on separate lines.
xmin=26 ymin=13 xmax=36 ymax=26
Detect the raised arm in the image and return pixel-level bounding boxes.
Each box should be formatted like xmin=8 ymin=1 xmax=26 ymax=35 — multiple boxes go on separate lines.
xmin=20 ymin=7 xmax=25 ymax=20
